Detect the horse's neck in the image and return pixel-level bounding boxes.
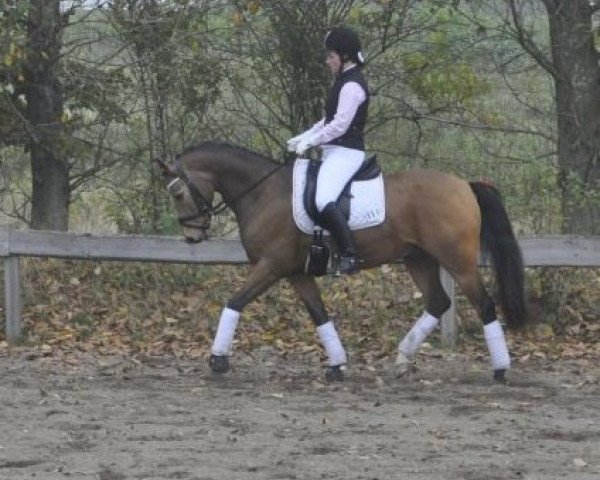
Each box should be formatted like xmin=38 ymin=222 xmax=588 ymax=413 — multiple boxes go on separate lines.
xmin=189 ymin=148 xmax=279 ymax=217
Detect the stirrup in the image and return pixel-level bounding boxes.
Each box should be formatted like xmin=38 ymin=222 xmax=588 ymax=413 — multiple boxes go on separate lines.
xmin=337 ymin=254 xmax=360 ymax=275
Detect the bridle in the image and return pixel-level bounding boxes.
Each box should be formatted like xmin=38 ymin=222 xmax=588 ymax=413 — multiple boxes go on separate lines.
xmin=169 ymin=154 xmax=291 ymax=229
xmin=168 ymin=162 xmax=216 ymax=228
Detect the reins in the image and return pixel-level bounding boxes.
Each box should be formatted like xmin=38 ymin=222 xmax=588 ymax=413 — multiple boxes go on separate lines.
xmin=174 ymin=152 xmax=294 ymax=223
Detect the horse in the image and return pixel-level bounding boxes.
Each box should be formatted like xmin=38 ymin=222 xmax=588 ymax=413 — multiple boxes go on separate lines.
xmin=155 ymin=141 xmax=528 ymax=382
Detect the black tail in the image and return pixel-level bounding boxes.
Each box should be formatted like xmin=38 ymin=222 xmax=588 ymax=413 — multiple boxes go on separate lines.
xmin=469 ymin=182 xmax=528 ymax=329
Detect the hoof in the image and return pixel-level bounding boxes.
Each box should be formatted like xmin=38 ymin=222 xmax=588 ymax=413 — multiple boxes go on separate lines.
xmin=493 ymin=369 xmax=506 ymax=383
xmin=395 ymin=351 xmax=416 ymax=378
xmin=395 ymin=351 xmax=412 ymax=366
xmin=209 ymin=355 xmax=230 ymax=374
xmin=325 ymin=365 xmax=344 ymax=382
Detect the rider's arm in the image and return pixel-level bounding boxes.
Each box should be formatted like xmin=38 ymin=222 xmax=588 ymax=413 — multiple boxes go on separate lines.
xmin=289 ymin=118 xmax=324 ymax=146
xmin=304 ymin=118 xmax=325 ymax=136
xmin=310 ymin=82 xmax=366 ymax=146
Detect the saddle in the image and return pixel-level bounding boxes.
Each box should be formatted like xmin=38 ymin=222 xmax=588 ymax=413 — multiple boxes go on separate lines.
xmin=303 ymin=155 xmax=381 ymax=227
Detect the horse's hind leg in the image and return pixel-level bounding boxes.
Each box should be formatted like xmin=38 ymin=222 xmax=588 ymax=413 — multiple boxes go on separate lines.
xmin=288 ymin=273 xmax=346 ymax=382
xmin=450 ymin=265 xmax=510 ymax=381
xmin=396 ymin=249 xmax=451 ymax=364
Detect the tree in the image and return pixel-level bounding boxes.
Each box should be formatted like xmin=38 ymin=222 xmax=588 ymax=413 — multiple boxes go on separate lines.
xmin=105 ymin=0 xmax=223 ymax=232
xmin=2 ymin=0 xmax=221 ymax=232
xmin=218 ymin=0 xmax=487 ymax=163
xmin=2 ymin=0 xmax=130 ymax=229
xmin=214 ymin=0 xmax=332 ymax=152
xmin=25 ymin=0 xmax=70 ymax=230
xmin=0 ymin=2 xmax=29 ymax=148
xmin=508 ymin=0 xmax=600 ymax=233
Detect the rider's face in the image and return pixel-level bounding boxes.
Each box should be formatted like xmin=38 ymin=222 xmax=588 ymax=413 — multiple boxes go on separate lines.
xmin=326 ymin=50 xmax=342 ymax=75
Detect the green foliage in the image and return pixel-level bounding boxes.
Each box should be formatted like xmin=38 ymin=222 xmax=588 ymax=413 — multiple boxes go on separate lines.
xmin=403 ymin=52 xmax=489 ymax=110
xmin=0 ymin=3 xmax=28 ymax=147
xmin=402 ymin=5 xmax=490 ymax=111
xmin=102 ymin=185 xmax=178 ymax=235
xmin=560 ymin=171 xmax=600 ymax=233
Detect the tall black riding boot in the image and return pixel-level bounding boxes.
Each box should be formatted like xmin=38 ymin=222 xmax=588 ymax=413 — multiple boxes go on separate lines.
xmin=320 ymin=202 xmax=360 ymax=274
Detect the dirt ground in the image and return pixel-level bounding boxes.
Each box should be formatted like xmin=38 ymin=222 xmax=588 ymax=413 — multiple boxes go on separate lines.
xmin=1 ymin=350 xmax=599 ymax=480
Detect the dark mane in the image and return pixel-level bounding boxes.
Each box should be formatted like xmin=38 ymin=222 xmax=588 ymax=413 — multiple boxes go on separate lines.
xmin=178 ymin=141 xmax=282 ymax=166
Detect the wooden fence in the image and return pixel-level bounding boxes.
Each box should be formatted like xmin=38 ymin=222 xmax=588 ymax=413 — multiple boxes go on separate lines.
xmin=2 ymin=228 xmax=599 ymax=345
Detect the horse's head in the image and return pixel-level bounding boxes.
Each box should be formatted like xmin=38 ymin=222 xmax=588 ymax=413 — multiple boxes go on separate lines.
xmin=155 ymin=157 xmax=214 ymax=243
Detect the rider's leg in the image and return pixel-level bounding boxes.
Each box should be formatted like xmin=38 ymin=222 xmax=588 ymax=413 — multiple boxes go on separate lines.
xmin=319 ymin=202 xmax=359 ymax=273
xmin=315 ymin=145 xmax=365 ymax=212
xmin=315 ymin=146 xmax=364 ymax=273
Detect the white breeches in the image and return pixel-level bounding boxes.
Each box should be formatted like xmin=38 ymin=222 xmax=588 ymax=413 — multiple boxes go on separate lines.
xmin=315 ymin=145 xmax=365 ymax=212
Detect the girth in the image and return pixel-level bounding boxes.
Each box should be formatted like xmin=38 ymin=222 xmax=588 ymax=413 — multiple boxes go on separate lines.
xmin=303 ymin=155 xmax=381 ymax=227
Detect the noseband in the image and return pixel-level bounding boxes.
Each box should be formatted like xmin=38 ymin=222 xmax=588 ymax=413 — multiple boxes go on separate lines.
xmin=169 ymin=162 xmax=215 ymax=228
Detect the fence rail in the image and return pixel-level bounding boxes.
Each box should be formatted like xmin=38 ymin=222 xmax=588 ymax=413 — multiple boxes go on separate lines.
xmin=2 ymin=229 xmax=600 ymax=344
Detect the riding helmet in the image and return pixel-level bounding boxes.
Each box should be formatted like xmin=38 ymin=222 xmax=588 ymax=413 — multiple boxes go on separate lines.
xmin=324 ymin=27 xmax=365 ymax=66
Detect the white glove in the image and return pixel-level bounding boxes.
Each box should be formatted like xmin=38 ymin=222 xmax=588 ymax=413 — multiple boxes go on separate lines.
xmin=286 ymin=133 xmax=307 ymax=153
xmin=295 ymin=135 xmax=315 ymax=155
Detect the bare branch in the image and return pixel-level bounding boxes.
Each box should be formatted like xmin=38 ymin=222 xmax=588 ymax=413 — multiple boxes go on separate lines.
xmin=508 ymin=0 xmax=558 ymax=79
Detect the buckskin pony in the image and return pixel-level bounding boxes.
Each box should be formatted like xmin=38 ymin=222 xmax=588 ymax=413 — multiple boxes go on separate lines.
xmin=156 ymin=142 xmax=528 ymax=382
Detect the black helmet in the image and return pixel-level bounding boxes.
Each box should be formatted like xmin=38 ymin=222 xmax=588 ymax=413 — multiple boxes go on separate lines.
xmin=324 ymin=27 xmax=365 ymax=66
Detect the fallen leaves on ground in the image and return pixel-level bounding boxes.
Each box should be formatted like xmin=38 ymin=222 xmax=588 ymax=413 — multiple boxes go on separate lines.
xmin=0 ymin=260 xmax=598 ymax=365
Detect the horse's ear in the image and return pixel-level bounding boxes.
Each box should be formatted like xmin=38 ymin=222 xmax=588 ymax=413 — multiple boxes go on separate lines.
xmin=154 ymin=157 xmax=174 ymax=177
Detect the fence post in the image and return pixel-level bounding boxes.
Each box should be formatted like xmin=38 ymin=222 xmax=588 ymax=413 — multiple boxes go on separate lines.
xmin=440 ymin=268 xmax=456 ymax=348
xmin=4 ymin=256 xmax=22 ymax=343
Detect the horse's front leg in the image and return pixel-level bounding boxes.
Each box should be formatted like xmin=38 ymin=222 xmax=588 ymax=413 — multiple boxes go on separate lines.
xmin=288 ymin=273 xmax=346 ymax=382
xmin=210 ymin=260 xmax=281 ymax=374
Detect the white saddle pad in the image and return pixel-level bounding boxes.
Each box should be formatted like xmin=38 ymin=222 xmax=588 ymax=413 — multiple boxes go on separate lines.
xmin=292 ymin=158 xmax=385 ymax=235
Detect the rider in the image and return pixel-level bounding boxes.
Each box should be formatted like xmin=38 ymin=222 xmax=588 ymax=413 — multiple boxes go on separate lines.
xmin=287 ymin=26 xmax=369 ymax=275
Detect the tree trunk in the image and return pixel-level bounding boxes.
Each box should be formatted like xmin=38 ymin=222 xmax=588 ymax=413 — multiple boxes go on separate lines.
xmin=544 ymin=0 xmax=600 ymax=234
xmin=25 ymin=0 xmax=69 ymax=231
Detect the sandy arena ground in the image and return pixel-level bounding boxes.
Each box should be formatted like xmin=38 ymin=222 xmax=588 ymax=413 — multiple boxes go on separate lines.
xmin=1 ymin=350 xmax=599 ymax=480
